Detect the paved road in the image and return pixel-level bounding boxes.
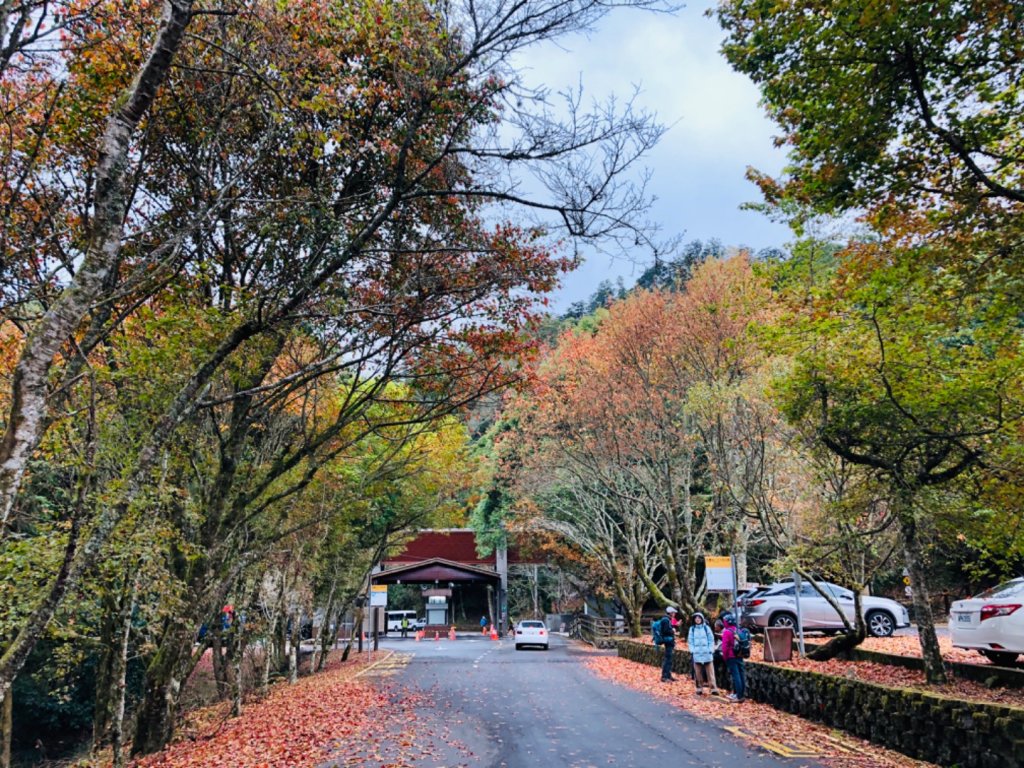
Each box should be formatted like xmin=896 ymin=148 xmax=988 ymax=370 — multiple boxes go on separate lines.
xmin=324 ymin=633 xmax=813 ymax=768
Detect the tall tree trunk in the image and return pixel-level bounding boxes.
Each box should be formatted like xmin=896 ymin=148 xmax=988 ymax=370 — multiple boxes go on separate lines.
xmin=288 ymin=612 xmax=299 ymax=684
xmin=131 ymin=623 xmax=192 ymax=756
xmin=0 ymin=0 xmax=197 ymax=715
xmin=316 ymin=584 xmax=338 ymax=673
xmin=900 ymin=513 xmax=947 ymax=684
xmin=0 ymin=0 xmax=195 ymax=531
xmin=91 ymin=592 xmax=119 ymax=750
xmin=111 ymin=582 xmax=138 ymax=768
xmin=261 ymin=610 xmax=278 ymax=695
xmin=230 ymin=631 xmax=244 ymax=718
xmin=1 ymin=686 xmax=11 ymax=768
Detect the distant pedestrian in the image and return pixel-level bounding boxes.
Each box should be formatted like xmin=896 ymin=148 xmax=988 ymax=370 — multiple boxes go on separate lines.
xmin=720 ymin=612 xmax=746 ymax=702
xmin=687 ymin=612 xmax=720 ymax=695
xmin=652 ymin=606 xmax=678 ymax=682
xmin=400 ymin=616 xmax=409 ymax=639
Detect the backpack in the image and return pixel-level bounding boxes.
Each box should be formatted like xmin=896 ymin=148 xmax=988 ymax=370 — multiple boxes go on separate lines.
xmin=733 ymin=626 xmax=752 ymax=658
xmin=652 ymin=618 xmax=664 ymax=646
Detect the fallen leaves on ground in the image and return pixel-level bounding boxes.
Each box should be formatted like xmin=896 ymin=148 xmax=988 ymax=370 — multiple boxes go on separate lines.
xmin=641 ymin=633 xmax=1021 ymax=707
xmin=131 ymin=652 xmax=390 ymax=768
xmin=586 ymin=655 xmax=935 ymax=768
xmin=831 ymin=635 xmax=986 ymax=665
xmin=776 ymin=656 xmax=1024 ymax=707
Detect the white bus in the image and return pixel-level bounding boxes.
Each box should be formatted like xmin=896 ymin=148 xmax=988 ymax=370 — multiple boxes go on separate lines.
xmin=385 ymin=610 xmax=418 ymax=633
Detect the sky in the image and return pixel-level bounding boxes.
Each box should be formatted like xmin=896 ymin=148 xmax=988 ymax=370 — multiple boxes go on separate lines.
xmin=515 ymin=2 xmax=794 ymax=309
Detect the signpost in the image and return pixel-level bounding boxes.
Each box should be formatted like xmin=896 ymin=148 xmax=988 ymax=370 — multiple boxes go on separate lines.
xmin=792 ymin=571 xmax=806 ymax=658
xmin=369 ymin=585 xmax=387 ymax=653
xmin=705 ymin=555 xmax=741 ymax=625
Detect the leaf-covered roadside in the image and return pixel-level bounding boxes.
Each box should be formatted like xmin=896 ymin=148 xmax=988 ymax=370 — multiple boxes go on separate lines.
xmin=587 ymin=656 xmax=934 ymax=768
xmin=636 ymin=636 xmax=1024 ymax=708
xmin=126 ymin=653 xmax=391 ymax=768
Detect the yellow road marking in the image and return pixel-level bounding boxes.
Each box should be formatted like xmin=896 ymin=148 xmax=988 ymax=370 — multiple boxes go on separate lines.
xmin=723 ymin=725 xmax=823 ymax=758
xmin=356 ymin=652 xmax=412 ymax=678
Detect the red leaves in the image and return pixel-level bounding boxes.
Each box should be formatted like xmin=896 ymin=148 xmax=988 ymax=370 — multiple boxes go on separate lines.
xmin=132 ymin=654 xmax=390 ymax=768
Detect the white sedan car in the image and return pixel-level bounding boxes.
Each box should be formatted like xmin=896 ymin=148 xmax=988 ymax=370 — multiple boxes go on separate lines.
xmin=514 ymin=619 xmax=549 ymax=650
xmin=950 ymin=577 xmax=1024 ymax=666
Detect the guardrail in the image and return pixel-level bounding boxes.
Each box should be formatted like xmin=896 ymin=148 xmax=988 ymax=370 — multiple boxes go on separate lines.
xmin=568 ymin=615 xmax=623 ymax=647
xmin=568 ymin=615 xmax=661 ymax=647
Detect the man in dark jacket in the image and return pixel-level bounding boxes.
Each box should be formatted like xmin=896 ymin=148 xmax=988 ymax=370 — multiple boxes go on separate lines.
xmin=657 ymin=606 xmax=678 ymax=682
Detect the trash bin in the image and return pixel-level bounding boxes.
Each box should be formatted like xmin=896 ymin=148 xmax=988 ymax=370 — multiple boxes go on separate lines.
xmin=764 ymin=627 xmax=793 ymax=661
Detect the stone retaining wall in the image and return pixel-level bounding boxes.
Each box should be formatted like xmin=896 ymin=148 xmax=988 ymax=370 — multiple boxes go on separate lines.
xmin=617 ymin=640 xmax=1024 ymax=768
xmin=837 ymin=646 xmax=1024 ymax=688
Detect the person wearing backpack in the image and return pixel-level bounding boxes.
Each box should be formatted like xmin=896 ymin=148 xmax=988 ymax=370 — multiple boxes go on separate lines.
xmin=720 ymin=612 xmax=747 ymax=702
xmin=652 ymin=606 xmax=678 ymax=682
xmin=686 ymin=612 xmax=720 ymax=695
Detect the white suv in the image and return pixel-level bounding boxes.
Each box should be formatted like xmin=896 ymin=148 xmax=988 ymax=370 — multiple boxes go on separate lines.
xmin=742 ymin=581 xmax=910 ymax=637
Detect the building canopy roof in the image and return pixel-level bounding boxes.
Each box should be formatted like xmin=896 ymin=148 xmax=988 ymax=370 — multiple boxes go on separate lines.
xmin=371 ymin=557 xmax=501 ymax=585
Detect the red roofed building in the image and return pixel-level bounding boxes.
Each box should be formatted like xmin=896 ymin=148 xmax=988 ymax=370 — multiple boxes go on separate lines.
xmin=383 ymin=529 xmax=497 ymax=568
xmin=371 ymin=529 xmax=520 ymax=633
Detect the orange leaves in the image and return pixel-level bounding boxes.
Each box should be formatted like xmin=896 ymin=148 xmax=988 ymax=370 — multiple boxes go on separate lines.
xmin=132 ymin=655 xmax=388 ymax=768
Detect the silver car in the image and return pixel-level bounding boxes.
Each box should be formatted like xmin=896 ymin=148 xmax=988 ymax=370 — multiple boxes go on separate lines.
xmin=742 ymin=581 xmax=910 ymax=637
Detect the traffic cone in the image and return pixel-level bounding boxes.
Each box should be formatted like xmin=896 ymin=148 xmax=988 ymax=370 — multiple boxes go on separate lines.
xmin=434 ymin=630 xmax=439 ymax=641
xmin=490 ymin=626 xmax=498 ymax=640
xmin=448 ymin=626 xmax=456 ymax=640
xmin=415 ymin=630 xmax=421 ymax=642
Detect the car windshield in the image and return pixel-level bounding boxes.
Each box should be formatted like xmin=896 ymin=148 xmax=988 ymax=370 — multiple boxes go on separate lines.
xmin=976 ymin=579 xmax=1024 ymax=600
xmin=520 ymin=621 xmax=545 ymax=628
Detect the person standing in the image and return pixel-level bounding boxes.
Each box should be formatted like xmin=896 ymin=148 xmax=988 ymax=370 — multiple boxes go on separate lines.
xmin=687 ymin=612 xmax=720 ymax=695
xmin=655 ymin=606 xmax=678 ymax=682
xmin=720 ymin=612 xmax=746 ymax=702
xmin=400 ymin=615 xmax=409 ymax=639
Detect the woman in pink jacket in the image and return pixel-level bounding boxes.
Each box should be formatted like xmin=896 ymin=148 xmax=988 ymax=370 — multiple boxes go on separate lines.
xmin=720 ymin=612 xmax=746 ymax=702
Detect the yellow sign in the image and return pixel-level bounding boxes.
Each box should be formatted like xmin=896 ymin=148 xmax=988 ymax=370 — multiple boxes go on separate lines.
xmin=704 ymin=556 xmax=734 ymax=591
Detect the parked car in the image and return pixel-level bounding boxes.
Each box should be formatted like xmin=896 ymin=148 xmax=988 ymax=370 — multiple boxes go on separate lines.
xmin=950 ymin=577 xmax=1024 ymax=666
xmin=734 ymin=585 xmax=769 ymax=615
xmin=412 ymin=617 xmax=427 ymax=631
xmin=514 ymin=619 xmax=549 ymax=650
xmin=742 ymin=581 xmax=910 ymax=637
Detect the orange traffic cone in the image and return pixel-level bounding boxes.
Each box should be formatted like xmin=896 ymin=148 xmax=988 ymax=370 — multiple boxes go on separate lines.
xmin=434 ymin=630 xmax=439 ymax=641
xmin=490 ymin=626 xmax=498 ymax=640
xmin=415 ymin=630 xmax=421 ymax=642
xmin=448 ymin=626 xmax=456 ymax=640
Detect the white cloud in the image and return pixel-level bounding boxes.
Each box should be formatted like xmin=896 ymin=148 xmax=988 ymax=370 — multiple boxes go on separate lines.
xmin=510 ymin=3 xmax=793 ymax=307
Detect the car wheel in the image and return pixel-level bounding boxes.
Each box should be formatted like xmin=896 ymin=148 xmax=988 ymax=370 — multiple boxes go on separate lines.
xmin=515 ymin=644 xmax=522 ymax=650
xmin=981 ymin=650 xmax=1019 ymax=666
xmin=866 ymin=610 xmax=895 ymax=637
xmin=769 ymin=612 xmax=797 ymax=629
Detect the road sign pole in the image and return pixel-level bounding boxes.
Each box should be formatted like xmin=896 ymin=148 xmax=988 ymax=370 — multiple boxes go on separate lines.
xmin=792 ymin=571 xmax=806 ymax=658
